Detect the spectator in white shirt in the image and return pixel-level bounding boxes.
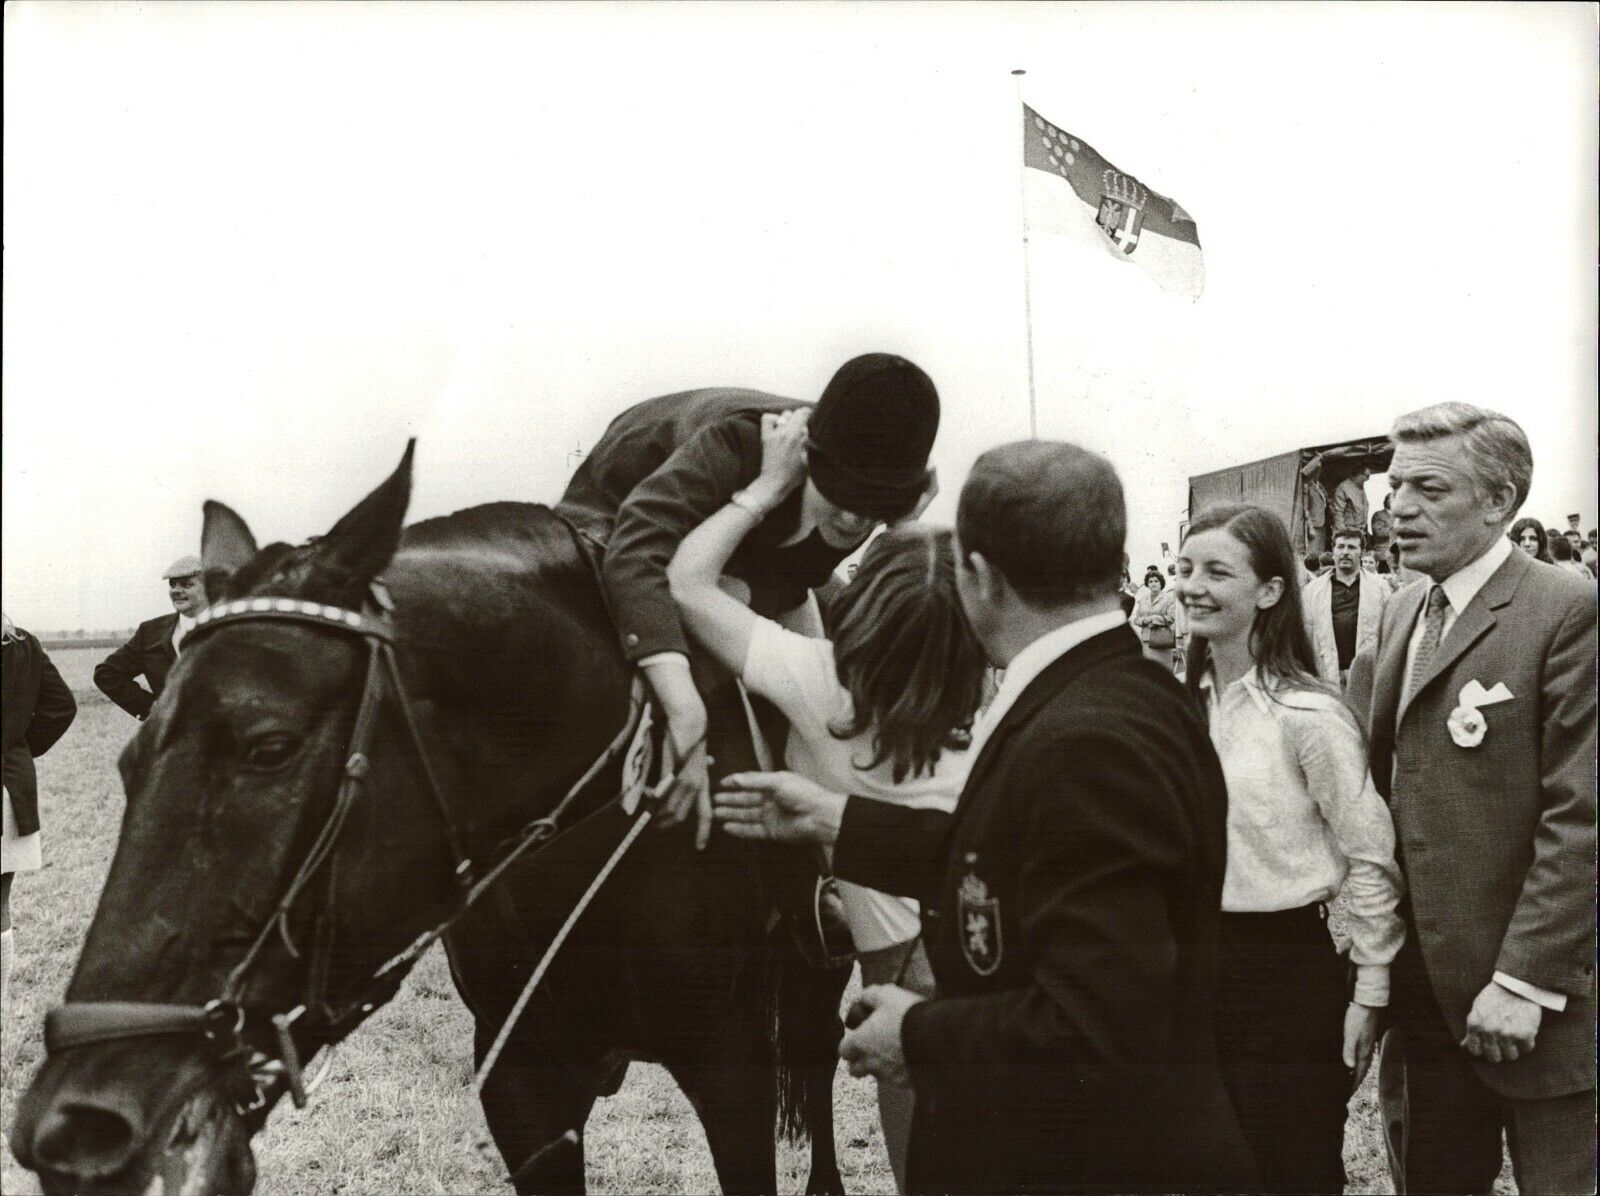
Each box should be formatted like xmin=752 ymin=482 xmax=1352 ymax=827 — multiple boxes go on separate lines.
xmin=1177 ymin=501 xmax=1404 ymax=1193
xmin=668 ymin=410 xmax=986 ymax=1194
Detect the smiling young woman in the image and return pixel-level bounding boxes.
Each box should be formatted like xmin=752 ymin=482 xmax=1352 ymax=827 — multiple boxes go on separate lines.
xmin=1177 ymin=502 xmax=1405 ymax=1193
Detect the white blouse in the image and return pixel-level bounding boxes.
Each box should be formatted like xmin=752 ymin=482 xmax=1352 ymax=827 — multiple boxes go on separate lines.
xmin=1202 ymin=668 xmax=1405 ymax=1007
xmin=742 ymin=617 xmax=969 ymax=951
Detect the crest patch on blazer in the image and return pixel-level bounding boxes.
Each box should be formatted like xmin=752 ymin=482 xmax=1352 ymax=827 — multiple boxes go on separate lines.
xmin=959 ymin=867 xmax=1002 ymax=976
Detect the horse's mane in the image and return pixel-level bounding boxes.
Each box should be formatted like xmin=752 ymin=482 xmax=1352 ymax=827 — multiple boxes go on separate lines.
xmin=398 ymin=501 xmax=591 ymax=586
xmin=220 ymin=502 xmax=591 ymax=602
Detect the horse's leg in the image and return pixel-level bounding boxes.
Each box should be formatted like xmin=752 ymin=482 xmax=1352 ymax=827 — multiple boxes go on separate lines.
xmin=767 ymin=921 xmax=851 ymax=1196
xmin=474 ymin=1018 xmax=599 ymax=1196
xmin=662 ymin=1002 xmax=779 ymax=1196
xmin=446 ymin=929 xmax=605 ymax=1196
xmin=796 ymin=960 xmax=850 ymax=1196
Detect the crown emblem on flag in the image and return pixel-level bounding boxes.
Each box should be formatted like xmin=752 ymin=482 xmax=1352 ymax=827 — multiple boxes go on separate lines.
xmin=1096 ymin=169 xmax=1148 ymax=257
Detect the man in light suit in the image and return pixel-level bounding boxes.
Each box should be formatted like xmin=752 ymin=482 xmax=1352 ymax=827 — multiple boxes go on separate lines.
xmin=1348 ymin=402 xmax=1595 ymax=1194
xmin=1303 ymin=525 xmax=1389 ymax=688
xmin=93 ymin=555 xmax=209 ymax=721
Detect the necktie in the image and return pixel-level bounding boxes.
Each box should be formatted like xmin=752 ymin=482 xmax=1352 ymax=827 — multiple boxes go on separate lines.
xmin=1405 ymin=585 xmax=1449 ymax=703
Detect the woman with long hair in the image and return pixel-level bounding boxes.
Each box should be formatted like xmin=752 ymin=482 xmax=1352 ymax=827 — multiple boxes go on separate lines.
xmin=667 ymin=410 xmax=986 ymax=1193
xmin=2 ymin=611 xmax=77 ymax=1015
xmin=1176 ymin=503 xmax=1404 ymax=1193
xmin=1508 ymin=515 xmax=1554 ymax=563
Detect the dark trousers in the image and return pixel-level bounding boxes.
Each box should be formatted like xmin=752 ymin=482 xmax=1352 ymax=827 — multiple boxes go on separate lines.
xmin=1214 ymin=904 xmax=1349 ymax=1194
xmin=1391 ymin=917 xmax=1597 ymax=1195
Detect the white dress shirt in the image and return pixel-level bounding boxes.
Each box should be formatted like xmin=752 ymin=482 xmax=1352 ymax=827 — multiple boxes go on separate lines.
xmin=1400 ymin=534 xmax=1564 ymax=1011
xmin=1201 ymin=668 xmax=1404 ymax=1006
xmin=172 ymin=613 xmax=197 ymax=654
xmin=968 ymin=608 xmax=1129 ymax=762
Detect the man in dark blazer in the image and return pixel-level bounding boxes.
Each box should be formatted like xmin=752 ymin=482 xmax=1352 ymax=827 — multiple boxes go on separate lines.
xmin=93 ymin=555 xmax=210 ymax=721
xmin=556 ymin=353 xmax=939 ymax=845
xmin=716 ymin=441 xmax=1254 ymax=1194
xmin=1347 ymin=402 xmax=1595 ymax=1194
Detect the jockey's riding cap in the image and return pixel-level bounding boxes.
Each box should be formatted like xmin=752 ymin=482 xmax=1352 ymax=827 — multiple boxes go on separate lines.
xmin=807 ymin=353 xmax=939 ymax=522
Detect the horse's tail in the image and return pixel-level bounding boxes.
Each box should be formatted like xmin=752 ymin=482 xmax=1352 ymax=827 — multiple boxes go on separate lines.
xmin=769 ymin=901 xmax=852 ymax=1143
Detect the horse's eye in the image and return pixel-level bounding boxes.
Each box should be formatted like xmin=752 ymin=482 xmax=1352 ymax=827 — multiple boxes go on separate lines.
xmin=242 ymin=734 xmax=298 ymax=773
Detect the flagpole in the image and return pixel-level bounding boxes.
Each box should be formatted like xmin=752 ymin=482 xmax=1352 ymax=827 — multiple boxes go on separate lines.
xmin=1012 ymin=68 xmax=1037 ymax=439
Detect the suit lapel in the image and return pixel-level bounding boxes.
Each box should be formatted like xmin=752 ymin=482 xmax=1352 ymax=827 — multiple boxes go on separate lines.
xmin=1371 ymin=582 xmax=1425 ymax=762
xmin=961 ymin=625 xmax=1141 ymax=811
xmin=1396 ymin=548 xmax=1527 ymax=730
xmin=1307 ymin=575 xmax=1334 ymax=664
xmin=1357 ymin=574 xmax=1381 ymax=641
xmin=153 ymin=613 xmax=180 ymax=663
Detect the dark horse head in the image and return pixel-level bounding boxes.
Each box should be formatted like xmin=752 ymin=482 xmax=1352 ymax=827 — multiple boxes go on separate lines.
xmin=12 ymin=444 xmax=632 ymax=1194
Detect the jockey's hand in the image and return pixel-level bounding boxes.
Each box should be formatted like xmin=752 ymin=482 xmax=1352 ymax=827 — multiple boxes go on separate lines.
xmin=639 ymin=658 xmax=712 ymax=850
xmin=659 ymin=731 xmax=713 ymax=850
xmin=751 ymin=410 xmax=810 ymax=506
xmin=714 ymin=770 xmax=845 ymax=847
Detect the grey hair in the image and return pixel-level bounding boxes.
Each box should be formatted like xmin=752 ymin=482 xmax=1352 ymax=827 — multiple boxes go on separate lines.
xmin=1390 ymin=401 xmax=1532 ymax=516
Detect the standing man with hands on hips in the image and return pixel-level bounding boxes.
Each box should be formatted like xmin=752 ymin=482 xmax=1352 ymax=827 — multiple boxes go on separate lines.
xmin=93 ymin=555 xmax=210 ymax=721
xmin=716 ymin=441 xmax=1255 ymax=1194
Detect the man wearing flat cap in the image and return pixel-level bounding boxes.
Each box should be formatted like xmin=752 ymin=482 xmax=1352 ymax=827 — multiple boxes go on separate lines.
xmin=94 ymin=555 xmax=211 ymax=721
xmin=557 ymin=353 xmax=941 ymax=847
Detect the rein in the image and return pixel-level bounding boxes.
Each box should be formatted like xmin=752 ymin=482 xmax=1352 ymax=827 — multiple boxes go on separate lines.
xmin=45 ymin=591 xmax=655 ymax=1118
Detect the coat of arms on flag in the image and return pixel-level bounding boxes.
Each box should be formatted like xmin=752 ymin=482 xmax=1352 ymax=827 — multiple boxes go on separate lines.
xmin=1022 ymin=104 xmax=1204 ymax=301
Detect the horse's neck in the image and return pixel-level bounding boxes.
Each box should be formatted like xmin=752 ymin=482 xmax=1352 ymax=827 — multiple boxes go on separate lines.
xmin=386 ymin=539 xmax=633 ymax=838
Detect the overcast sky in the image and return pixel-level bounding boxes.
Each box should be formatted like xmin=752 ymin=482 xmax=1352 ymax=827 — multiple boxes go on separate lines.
xmin=5 ymin=1 xmax=1595 ymax=631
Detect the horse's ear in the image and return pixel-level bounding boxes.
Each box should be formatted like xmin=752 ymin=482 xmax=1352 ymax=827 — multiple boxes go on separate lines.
xmin=313 ymin=441 xmax=415 ymax=588
xmin=202 ymin=501 xmax=259 ymax=580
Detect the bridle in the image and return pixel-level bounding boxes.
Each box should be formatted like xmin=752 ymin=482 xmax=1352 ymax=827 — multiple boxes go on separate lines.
xmin=43 ymin=588 xmax=653 ymax=1119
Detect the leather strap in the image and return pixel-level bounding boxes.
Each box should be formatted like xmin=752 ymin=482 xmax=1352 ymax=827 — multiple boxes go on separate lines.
xmin=46 ymin=1003 xmax=213 ymax=1053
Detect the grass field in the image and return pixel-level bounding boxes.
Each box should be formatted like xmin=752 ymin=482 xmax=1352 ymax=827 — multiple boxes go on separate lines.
xmin=2 ymin=648 xmax=1512 ymax=1194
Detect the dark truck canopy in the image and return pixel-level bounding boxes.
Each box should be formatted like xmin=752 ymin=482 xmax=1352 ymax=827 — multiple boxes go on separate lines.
xmin=1186 ymin=435 xmax=1394 ymax=555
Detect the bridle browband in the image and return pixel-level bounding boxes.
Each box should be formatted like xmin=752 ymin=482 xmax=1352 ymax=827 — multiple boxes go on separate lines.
xmin=44 ymin=589 xmax=649 ymax=1118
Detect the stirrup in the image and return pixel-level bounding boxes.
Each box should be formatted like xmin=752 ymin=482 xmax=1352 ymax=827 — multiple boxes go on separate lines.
xmin=789 ymin=875 xmax=855 ymax=971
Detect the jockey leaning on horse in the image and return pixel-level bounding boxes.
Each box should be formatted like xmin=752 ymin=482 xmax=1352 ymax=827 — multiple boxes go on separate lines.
xmin=555 ymin=353 xmax=941 ymax=846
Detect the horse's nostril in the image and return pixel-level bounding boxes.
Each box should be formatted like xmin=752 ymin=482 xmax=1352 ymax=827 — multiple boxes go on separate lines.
xmin=34 ymin=1102 xmax=140 ymax=1177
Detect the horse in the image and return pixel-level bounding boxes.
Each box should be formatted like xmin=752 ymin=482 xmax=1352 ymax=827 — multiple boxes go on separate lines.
xmin=12 ymin=444 xmax=852 ymax=1195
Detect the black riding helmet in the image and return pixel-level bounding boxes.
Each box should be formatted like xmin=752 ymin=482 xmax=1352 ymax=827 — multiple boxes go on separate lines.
xmin=806 ymin=354 xmax=939 ymax=523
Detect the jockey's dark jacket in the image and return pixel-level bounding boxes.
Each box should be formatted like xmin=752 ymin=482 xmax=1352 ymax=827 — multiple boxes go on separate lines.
xmin=557 ymin=388 xmax=853 ymax=662
xmin=93 ymin=614 xmax=180 ymax=720
xmin=834 ymin=624 xmax=1257 ymax=1195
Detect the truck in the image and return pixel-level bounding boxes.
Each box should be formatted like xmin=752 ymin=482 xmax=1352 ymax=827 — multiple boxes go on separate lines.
xmin=1185 ymin=434 xmax=1394 ymax=558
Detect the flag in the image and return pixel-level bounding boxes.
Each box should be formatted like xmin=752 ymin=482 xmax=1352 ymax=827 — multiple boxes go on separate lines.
xmin=1022 ymin=104 xmax=1204 ymax=302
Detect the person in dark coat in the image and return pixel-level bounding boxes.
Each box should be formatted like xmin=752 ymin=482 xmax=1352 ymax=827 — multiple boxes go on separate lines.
xmin=555 ymin=354 xmax=940 ymax=846
xmin=2 ymin=612 xmax=78 ymax=1009
xmin=93 ymin=554 xmax=209 ymax=720
xmin=715 ymin=441 xmax=1255 ymax=1194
